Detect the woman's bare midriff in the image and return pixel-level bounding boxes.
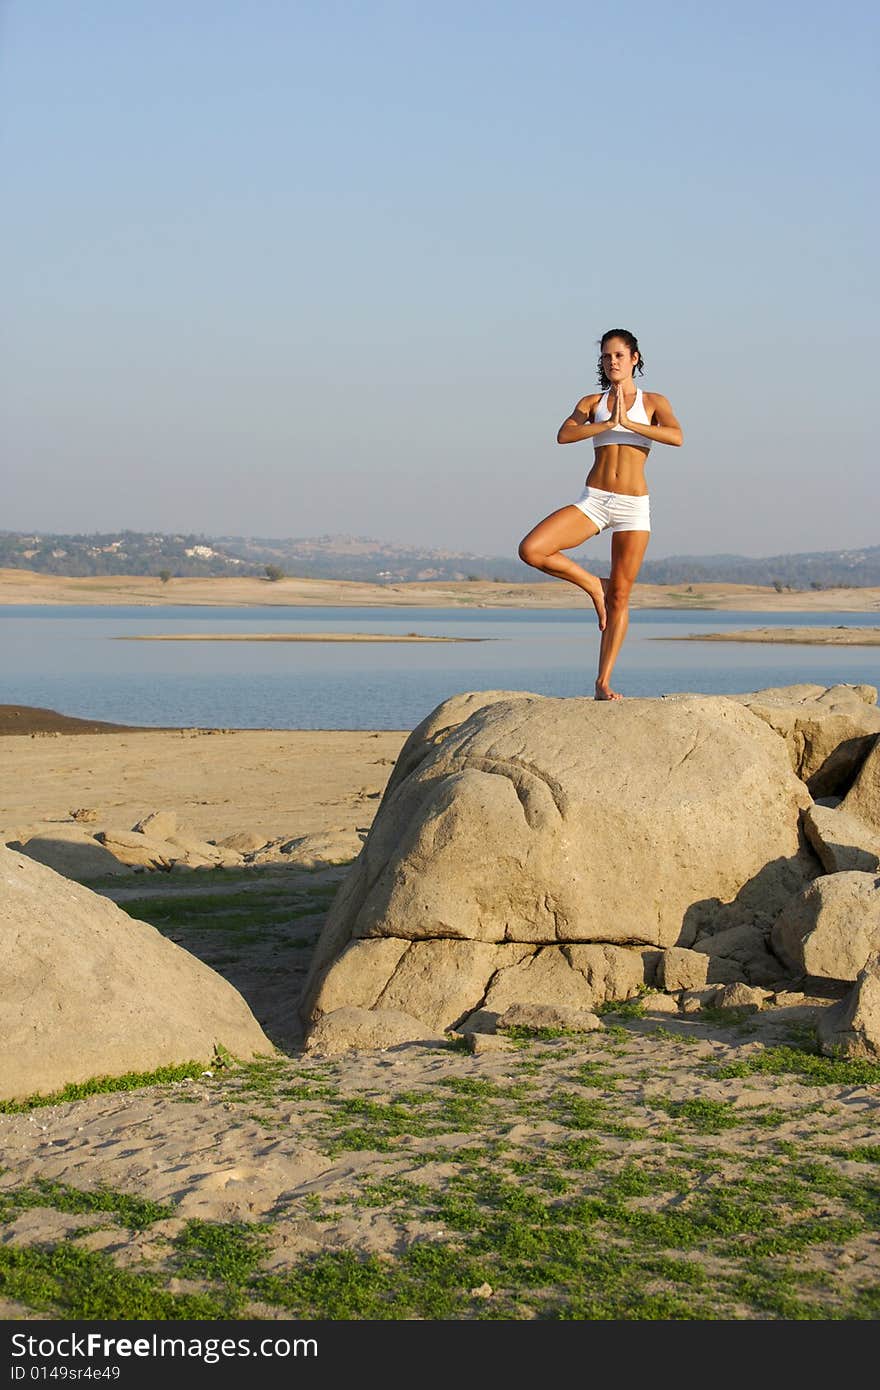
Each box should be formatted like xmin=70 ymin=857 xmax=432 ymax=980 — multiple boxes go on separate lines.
xmin=586 ymin=443 xmax=650 ymax=496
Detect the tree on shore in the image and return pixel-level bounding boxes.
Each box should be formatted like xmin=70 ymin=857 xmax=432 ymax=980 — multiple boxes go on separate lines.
xmin=158 ymin=569 xmax=172 ymax=584
xmin=265 ymin=564 xmax=285 ymax=582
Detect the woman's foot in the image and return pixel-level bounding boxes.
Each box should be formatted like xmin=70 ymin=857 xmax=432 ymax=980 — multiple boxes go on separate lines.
xmin=595 ymin=681 xmax=622 ymax=701
xmin=584 ymin=577 xmax=607 ymax=630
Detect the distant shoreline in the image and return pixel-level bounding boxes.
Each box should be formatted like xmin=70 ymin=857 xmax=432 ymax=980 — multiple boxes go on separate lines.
xmin=114 ymin=632 xmax=483 ymax=644
xmin=3 ymin=567 xmax=880 ymax=612
xmin=655 ymin=626 xmax=880 ymax=646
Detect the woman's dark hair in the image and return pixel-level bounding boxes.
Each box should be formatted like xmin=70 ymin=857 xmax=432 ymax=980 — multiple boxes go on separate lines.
xmin=597 ymin=329 xmax=645 ymax=387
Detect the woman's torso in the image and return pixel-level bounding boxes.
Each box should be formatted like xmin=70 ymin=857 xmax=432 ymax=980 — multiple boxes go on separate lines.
xmin=586 ymin=386 xmax=652 ymax=496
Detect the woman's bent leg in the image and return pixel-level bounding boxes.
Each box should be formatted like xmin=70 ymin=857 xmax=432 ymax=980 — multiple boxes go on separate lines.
xmin=518 ymin=506 xmax=605 ymax=629
xmin=595 ymin=530 xmax=650 ymax=699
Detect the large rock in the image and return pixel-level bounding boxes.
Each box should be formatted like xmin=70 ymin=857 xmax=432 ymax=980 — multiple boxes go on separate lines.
xmin=302 ymin=691 xmax=815 ymax=1040
xmin=9 ymin=827 xmax=134 ymax=882
xmin=0 ymin=846 xmax=274 ymax=1101
xmin=803 ymin=803 xmax=880 ymax=874
xmin=771 ymin=872 xmax=880 ymax=980
xmin=840 ymin=738 xmax=880 ymax=834
xmin=818 ymin=953 xmax=880 ymax=1060
xmin=733 ymin=683 xmax=880 ymax=796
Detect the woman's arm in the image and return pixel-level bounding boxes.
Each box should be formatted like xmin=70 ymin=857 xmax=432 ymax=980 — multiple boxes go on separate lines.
xmin=621 ymin=393 xmax=683 ymax=446
xmin=557 ymin=394 xmax=611 ymax=444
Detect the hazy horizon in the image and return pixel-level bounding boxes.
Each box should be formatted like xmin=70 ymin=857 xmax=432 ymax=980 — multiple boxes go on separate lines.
xmin=2 ymin=3 xmax=877 ymax=563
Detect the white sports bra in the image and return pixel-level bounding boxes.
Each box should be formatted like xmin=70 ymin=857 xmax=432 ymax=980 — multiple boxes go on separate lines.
xmin=593 ymin=387 xmax=652 ymax=452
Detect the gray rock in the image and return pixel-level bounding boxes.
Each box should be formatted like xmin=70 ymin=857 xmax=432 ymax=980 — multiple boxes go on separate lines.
xmin=803 ymin=803 xmax=880 ymax=873
xmin=771 ymin=872 xmax=880 ymax=980
xmin=0 ymin=846 xmax=274 ymax=1102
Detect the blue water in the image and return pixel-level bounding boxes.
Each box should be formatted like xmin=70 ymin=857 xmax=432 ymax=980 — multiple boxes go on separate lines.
xmin=0 ymin=604 xmax=878 ymax=730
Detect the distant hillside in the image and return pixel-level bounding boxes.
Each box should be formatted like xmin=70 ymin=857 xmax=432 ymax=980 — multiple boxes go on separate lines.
xmin=638 ymin=546 xmax=880 ymax=588
xmin=1 ymin=530 xmax=878 ymax=588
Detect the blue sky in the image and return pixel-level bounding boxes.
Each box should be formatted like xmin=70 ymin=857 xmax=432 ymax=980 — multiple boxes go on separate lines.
xmin=2 ymin=1 xmax=877 ymax=559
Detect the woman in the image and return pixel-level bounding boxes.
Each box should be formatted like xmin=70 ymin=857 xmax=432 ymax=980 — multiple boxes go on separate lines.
xmin=518 ymin=329 xmax=683 ymax=700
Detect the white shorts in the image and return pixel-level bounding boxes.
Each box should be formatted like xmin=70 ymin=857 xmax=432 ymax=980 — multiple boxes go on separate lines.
xmin=572 ymin=486 xmax=651 ymax=534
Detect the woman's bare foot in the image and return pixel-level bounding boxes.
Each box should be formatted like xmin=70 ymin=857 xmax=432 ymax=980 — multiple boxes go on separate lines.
xmin=584 ymin=577 xmax=607 ymax=630
xmin=595 ymin=681 xmax=623 ymax=701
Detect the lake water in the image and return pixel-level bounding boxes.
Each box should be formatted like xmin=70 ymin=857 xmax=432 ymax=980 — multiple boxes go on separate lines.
xmin=1 ymin=604 xmax=878 ymax=730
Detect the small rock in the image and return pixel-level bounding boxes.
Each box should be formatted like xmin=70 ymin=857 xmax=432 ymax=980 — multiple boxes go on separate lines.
xmin=132 ymin=810 xmax=178 ymax=840
xmin=713 ymin=983 xmax=770 ymax=1013
xmin=680 ymin=987 xmax=720 ymax=1014
xmin=640 ymin=991 xmax=681 ymax=1014
xmin=470 ymin=1283 xmax=493 ymax=1299
xmin=69 ymin=808 xmax=99 ymax=823
xmin=466 ymin=1033 xmax=514 ymax=1055
xmin=495 ymin=1003 xmax=603 ymax=1033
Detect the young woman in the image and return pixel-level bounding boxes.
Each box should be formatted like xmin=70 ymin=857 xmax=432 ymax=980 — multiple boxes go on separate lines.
xmin=518 ymin=329 xmax=683 ymax=700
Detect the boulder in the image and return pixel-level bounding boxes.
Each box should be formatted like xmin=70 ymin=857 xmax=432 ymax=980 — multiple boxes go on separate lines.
xmin=495 ymin=1003 xmax=603 ymax=1033
xmin=712 ymin=983 xmax=770 ymax=1012
xmin=279 ymin=831 xmax=364 ymax=868
xmin=0 ymin=846 xmax=275 ymax=1102
xmin=818 ymin=953 xmax=880 ymax=1060
xmin=771 ymin=872 xmax=880 ymax=980
xmin=840 ymin=738 xmax=880 ymax=834
xmin=688 ymin=922 xmax=786 ymax=987
xmin=94 ymin=829 xmax=177 ymax=870
xmin=215 ymin=830 xmax=270 ymax=854
xmin=302 ymin=691 xmax=814 ymax=1043
xmin=658 ymin=946 xmax=742 ymax=992
xmin=164 ymin=831 xmax=245 ymax=869
xmin=303 ymin=1006 xmax=442 ymax=1056
xmin=132 ymin=810 xmax=179 ymax=840
xmin=732 ymin=683 xmax=880 ymax=796
xmin=640 ymin=991 xmax=681 ymax=1014
xmin=803 ymin=803 xmax=880 ymax=874
xmin=10 ymin=828 xmax=133 ymax=882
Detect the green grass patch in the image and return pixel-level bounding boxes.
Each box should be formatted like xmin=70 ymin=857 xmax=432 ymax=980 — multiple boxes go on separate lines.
xmin=0 ymin=1180 xmax=174 ymax=1230
xmin=0 ymin=1244 xmax=226 ymax=1320
xmin=0 ymin=1060 xmax=214 ymax=1113
xmin=709 ymin=1044 xmax=880 ymax=1087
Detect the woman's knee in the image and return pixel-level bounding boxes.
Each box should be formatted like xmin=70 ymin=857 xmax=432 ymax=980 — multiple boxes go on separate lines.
xmin=606 ymin=579 xmax=632 ymax=609
xmin=518 ymin=536 xmax=544 ymax=568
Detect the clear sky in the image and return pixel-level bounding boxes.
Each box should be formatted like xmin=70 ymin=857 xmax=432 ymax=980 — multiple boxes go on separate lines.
xmin=2 ymin=1 xmax=877 ymax=560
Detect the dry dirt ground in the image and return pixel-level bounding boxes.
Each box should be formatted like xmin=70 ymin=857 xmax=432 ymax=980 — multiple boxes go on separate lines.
xmin=3 ymin=566 xmax=880 ymax=611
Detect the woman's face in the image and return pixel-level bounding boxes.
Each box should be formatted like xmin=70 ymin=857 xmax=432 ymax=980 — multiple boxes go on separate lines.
xmin=601 ymin=338 xmax=638 ymax=381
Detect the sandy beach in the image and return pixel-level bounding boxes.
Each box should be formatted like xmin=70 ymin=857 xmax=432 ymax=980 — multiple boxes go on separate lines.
xmin=656 ymin=626 xmax=880 ymax=646
xmin=1 ymin=705 xmax=879 ymax=1321
xmin=3 ymin=566 xmax=880 ymax=611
